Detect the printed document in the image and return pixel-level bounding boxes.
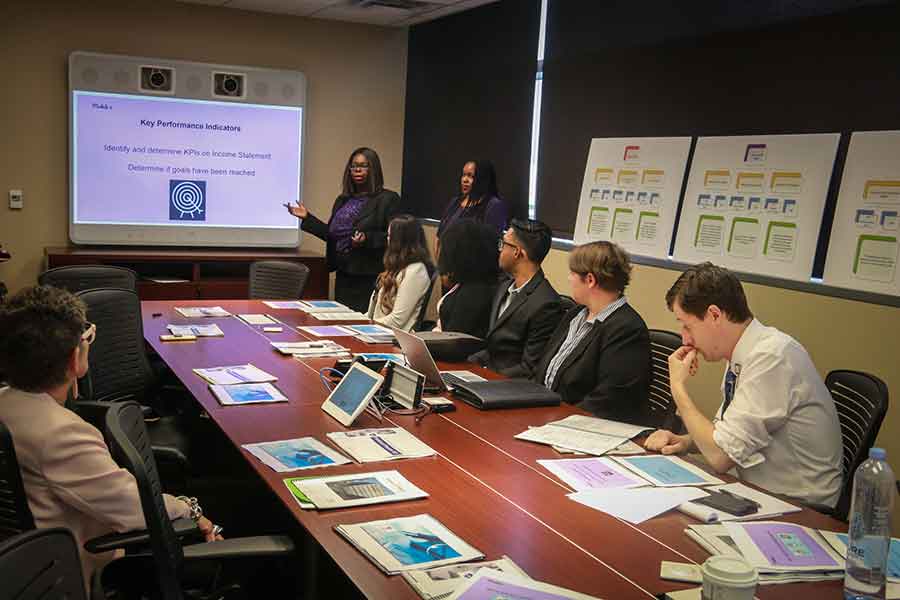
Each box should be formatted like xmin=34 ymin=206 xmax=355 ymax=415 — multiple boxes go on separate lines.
xmin=538 ymin=457 xmax=648 ymax=491
xmin=335 ymin=514 xmax=483 ymax=574
xmin=243 ymin=437 xmax=350 ymax=472
xmin=448 ymin=570 xmax=601 ymax=600
xmin=402 ymin=556 xmax=529 ymax=600
xmin=615 ymin=455 xmax=724 ymax=487
xmin=327 ymin=428 xmax=437 ymax=463
xmin=291 ymin=470 xmax=427 ymax=509
xmin=174 ymin=306 xmax=231 ymax=318
xmin=210 ymin=382 xmax=287 ymax=406
xmin=193 ymin=363 xmax=277 ymax=385
xmin=167 ymin=324 xmax=224 ymax=337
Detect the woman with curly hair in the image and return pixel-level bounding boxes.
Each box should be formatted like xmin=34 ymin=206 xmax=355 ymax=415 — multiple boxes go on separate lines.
xmin=366 ymin=215 xmax=433 ymax=331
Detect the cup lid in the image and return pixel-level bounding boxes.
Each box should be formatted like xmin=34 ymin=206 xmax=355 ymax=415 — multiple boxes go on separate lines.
xmin=702 ymin=556 xmax=758 ymax=585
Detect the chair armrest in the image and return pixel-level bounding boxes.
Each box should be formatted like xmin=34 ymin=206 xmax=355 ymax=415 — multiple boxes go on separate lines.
xmin=84 ymin=518 xmax=200 ymax=553
xmin=182 ymin=535 xmax=295 ymax=561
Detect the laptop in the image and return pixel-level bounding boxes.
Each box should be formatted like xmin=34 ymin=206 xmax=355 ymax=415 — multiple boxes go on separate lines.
xmin=392 ymin=328 xmax=474 ymax=392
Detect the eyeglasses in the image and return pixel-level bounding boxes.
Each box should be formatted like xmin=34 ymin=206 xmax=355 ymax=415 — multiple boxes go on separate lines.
xmin=498 ymin=238 xmax=520 ymax=252
xmin=81 ymin=322 xmax=96 ymax=346
xmin=349 ymin=163 xmax=370 ymax=171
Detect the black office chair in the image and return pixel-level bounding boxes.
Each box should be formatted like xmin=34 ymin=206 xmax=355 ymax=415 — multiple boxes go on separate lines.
xmin=249 ymin=260 xmax=309 ymax=300
xmin=97 ymin=402 xmax=294 ymax=600
xmin=647 ymin=329 xmax=685 ymax=432
xmin=39 ymin=264 xmax=138 ymax=293
xmin=414 ymin=268 xmax=440 ymax=331
xmin=0 ymin=528 xmax=87 ymax=600
xmin=825 ymin=369 xmax=889 ymax=521
xmin=74 ymin=288 xmax=198 ymax=492
xmin=0 ymin=422 xmax=35 ymax=542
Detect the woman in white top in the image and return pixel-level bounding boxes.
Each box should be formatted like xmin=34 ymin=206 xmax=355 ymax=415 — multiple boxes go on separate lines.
xmin=367 ymin=214 xmax=433 ymax=331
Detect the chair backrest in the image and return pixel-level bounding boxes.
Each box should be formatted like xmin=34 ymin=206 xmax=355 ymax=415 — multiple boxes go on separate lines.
xmin=105 ymin=402 xmax=184 ymax=600
xmin=825 ymin=369 xmax=889 ymax=521
xmin=249 ymin=260 xmax=310 ymax=300
xmin=558 ymin=295 xmax=577 ymax=314
xmin=414 ymin=269 xmax=440 ymax=331
xmin=647 ymin=329 xmax=685 ymax=432
xmin=76 ymin=288 xmax=154 ymax=404
xmin=39 ymin=265 xmax=137 ymax=293
xmin=0 ymin=528 xmax=86 ymax=600
xmin=0 ymin=422 xmax=35 ymax=542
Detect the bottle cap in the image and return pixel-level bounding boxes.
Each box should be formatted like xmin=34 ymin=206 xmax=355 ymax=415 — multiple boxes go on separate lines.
xmin=870 ymin=447 xmax=886 ymax=460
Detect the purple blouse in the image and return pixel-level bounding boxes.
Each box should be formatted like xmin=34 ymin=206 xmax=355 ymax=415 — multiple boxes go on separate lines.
xmin=329 ymin=195 xmax=367 ymax=253
xmin=437 ymin=195 xmax=508 ymax=237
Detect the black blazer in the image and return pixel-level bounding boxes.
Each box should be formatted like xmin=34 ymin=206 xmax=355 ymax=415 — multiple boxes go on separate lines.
xmin=534 ymin=303 xmax=652 ymax=426
xmin=300 ymin=189 xmax=402 ymax=276
xmin=438 ymin=280 xmax=498 ymax=339
xmin=469 ymin=270 xmax=563 ymax=378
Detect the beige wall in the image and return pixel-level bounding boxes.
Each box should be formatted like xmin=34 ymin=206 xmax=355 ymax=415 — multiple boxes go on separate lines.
xmin=0 ymin=0 xmax=407 ymax=293
xmin=540 ymin=248 xmax=900 ymax=528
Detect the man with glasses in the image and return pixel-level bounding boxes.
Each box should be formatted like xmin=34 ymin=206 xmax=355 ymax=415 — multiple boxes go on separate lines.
xmin=468 ymin=219 xmax=563 ymax=377
xmin=645 ymin=263 xmax=842 ymax=507
xmin=0 ymin=285 xmax=221 ymax=585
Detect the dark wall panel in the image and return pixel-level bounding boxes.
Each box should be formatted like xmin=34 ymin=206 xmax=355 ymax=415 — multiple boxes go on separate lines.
xmin=537 ymin=0 xmax=900 ymax=269
xmin=402 ymin=0 xmax=540 ymax=221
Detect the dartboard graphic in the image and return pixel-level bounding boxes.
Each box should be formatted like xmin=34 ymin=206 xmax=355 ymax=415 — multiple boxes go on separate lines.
xmin=168 ymin=180 xmax=207 ymax=221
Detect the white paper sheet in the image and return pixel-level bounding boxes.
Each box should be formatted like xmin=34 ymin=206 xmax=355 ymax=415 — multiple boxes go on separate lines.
xmin=174 ymin=306 xmax=231 ymax=318
xmin=515 ymin=425 xmax=625 ymax=456
xmin=448 ymin=569 xmax=602 ymax=600
xmin=547 ymin=415 xmax=652 ymax=439
xmin=678 ymin=482 xmax=800 ymax=522
xmin=402 ymin=556 xmax=530 ymax=600
xmin=237 ymin=313 xmax=277 ymax=325
xmin=167 ymin=323 xmax=224 ymax=337
xmin=568 ymin=486 xmax=708 ymax=524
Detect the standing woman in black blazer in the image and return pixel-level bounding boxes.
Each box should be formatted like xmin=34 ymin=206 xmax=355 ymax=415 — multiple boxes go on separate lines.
xmin=534 ymin=241 xmax=652 ymax=425
xmin=285 ymin=147 xmax=401 ymax=311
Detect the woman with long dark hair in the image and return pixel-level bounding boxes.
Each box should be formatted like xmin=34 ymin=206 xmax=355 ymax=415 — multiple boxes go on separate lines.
xmin=433 ymin=219 xmax=500 ymax=338
xmin=436 ymin=160 xmax=508 ymax=243
xmin=285 ymin=147 xmax=401 ymax=312
xmin=366 ymin=215 xmax=434 ymax=331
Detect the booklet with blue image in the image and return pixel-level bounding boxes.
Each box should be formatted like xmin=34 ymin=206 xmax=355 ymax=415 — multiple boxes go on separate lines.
xmin=209 ymin=382 xmax=287 ymax=406
xmin=242 ymin=437 xmax=351 ymax=473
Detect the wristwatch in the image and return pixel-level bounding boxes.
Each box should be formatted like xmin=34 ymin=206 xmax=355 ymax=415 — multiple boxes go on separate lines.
xmin=176 ymin=496 xmax=203 ymax=521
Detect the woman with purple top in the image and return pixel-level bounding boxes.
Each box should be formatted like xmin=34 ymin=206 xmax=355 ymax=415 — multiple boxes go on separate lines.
xmin=436 ymin=160 xmax=508 ymax=245
xmin=286 ymin=147 xmax=401 ymax=312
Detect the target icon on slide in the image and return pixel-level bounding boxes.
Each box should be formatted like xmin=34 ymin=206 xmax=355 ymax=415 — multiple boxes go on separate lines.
xmin=169 ymin=180 xmax=206 ymax=221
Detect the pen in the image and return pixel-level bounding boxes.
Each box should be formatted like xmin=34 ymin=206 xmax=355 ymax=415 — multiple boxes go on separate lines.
xmin=226 ymin=368 xmax=250 ymax=382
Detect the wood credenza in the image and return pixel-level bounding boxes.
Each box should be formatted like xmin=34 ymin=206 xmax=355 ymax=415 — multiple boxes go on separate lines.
xmin=45 ymin=247 xmax=328 ymax=300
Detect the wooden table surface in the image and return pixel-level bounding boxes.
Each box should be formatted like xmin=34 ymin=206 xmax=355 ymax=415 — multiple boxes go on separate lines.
xmin=142 ymin=299 xmax=848 ymax=600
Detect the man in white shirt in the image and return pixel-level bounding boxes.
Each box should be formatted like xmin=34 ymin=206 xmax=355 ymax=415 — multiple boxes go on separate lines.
xmin=645 ymin=263 xmax=842 ymax=507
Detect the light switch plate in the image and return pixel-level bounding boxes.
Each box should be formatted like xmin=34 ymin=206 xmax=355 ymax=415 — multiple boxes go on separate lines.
xmin=9 ymin=189 xmax=23 ymax=209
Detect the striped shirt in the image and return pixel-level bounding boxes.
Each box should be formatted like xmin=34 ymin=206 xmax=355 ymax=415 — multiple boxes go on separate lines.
xmin=543 ymin=296 xmax=628 ymax=389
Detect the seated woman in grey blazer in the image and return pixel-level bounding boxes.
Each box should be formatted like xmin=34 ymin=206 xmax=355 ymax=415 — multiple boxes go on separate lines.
xmin=533 ymin=242 xmax=652 ymax=425
xmin=0 ymin=286 xmax=221 ymax=585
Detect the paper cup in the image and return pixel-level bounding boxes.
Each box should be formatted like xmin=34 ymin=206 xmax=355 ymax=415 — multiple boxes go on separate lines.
xmin=701 ymin=555 xmax=758 ymax=600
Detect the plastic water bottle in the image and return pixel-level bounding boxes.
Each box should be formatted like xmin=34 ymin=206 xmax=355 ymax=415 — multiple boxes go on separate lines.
xmin=844 ymin=447 xmax=895 ymax=600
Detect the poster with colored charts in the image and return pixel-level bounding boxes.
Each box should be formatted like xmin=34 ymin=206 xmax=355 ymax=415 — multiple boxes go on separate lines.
xmin=672 ymin=134 xmax=840 ymax=281
xmin=573 ymin=137 xmax=692 ymax=259
xmin=823 ymin=131 xmax=900 ymax=296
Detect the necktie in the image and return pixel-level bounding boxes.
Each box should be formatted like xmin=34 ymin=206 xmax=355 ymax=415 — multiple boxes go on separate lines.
xmin=722 ymin=368 xmax=737 ymax=416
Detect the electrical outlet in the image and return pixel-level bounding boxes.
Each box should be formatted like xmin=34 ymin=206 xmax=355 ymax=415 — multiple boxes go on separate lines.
xmin=9 ymin=189 xmax=23 ymax=210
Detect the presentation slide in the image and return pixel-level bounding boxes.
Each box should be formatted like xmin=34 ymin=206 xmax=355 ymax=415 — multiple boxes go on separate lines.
xmin=573 ymin=137 xmax=692 ymax=259
xmin=672 ymin=134 xmax=839 ymax=282
xmin=72 ymin=90 xmax=301 ymax=228
xmin=823 ymin=131 xmax=900 ymax=296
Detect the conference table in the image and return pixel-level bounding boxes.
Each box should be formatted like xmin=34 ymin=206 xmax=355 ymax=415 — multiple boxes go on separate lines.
xmin=142 ymin=299 xmax=848 ymax=599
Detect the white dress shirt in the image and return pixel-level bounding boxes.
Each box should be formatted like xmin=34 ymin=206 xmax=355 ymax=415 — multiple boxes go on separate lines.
xmin=711 ymin=319 xmax=842 ymax=507
xmin=496 ymin=273 xmax=534 ymax=320
xmin=367 ymin=262 xmax=431 ymax=332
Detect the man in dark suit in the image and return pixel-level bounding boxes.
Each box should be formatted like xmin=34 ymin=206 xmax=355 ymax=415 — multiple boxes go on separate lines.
xmin=534 ymin=241 xmax=651 ymax=425
xmin=468 ymin=219 xmax=563 ymax=377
